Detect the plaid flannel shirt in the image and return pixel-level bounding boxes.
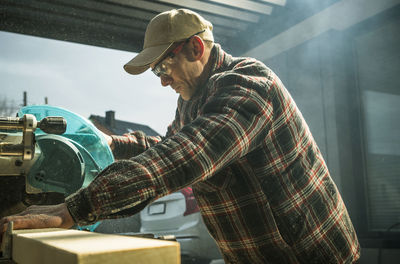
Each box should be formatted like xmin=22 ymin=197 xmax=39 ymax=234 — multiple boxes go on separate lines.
xmin=66 ymin=44 xmax=360 ymax=263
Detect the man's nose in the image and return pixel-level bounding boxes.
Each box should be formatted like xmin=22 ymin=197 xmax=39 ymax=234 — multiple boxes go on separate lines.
xmin=161 ymin=75 xmax=173 ymax=87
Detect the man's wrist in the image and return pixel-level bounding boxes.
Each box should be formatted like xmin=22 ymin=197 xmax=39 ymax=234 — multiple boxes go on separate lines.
xmin=59 ymin=203 xmax=75 ymax=228
xmin=65 ymin=189 xmax=97 ymax=225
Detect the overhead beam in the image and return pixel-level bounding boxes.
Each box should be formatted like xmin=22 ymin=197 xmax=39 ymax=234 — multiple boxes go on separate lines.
xmin=94 ymin=0 xmax=249 ymax=34
xmin=55 ymin=0 xmax=156 ymax=21
xmin=0 ymin=0 xmax=259 ymax=53
xmin=45 ymin=0 xmax=239 ymax=39
xmin=106 ymin=0 xmax=260 ymax=23
xmin=259 ymin=0 xmax=287 ymax=6
xmin=208 ymin=0 xmax=273 ymax=15
xmin=157 ymin=0 xmax=260 ymax=23
xmin=24 ymin=0 xmax=148 ymax=30
xmin=105 ymin=0 xmax=254 ymax=29
xmin=105 ymin=0 xmax=171 ymax=14
xmin=200 ymin=13 xmax=249 ymax=31
xmin=242 ymin=0 xmax=400 ymax=60
xmin=1 ymin=2 xmax=144 ymax=52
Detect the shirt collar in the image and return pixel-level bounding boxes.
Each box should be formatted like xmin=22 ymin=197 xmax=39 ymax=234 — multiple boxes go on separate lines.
xmin=209 ymin=43 xmax=227 ymax=75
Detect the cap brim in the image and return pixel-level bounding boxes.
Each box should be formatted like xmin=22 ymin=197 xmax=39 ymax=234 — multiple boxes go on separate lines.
xmin=124 ymin=43 xmax=173 ymax=75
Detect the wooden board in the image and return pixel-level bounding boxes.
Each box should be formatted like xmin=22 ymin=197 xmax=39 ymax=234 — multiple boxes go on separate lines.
xmin=11 ymin=228 xmax=180 ymax=264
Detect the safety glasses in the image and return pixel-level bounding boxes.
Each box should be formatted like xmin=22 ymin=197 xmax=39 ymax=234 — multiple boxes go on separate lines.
xmin=152 ymin=30 xmax=205 ymax=77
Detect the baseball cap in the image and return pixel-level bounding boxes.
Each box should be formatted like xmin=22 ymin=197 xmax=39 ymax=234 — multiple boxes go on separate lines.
xmin=124 ymin=9 xmax=214 ymax=75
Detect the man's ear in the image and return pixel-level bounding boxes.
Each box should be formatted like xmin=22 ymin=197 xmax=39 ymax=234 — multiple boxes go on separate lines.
xmin=190 ymin=36 xmax=204 ymax=61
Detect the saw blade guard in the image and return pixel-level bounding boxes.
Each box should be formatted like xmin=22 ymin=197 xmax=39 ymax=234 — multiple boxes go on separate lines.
xmin=19 ymin=105 xmax=114 ymax=195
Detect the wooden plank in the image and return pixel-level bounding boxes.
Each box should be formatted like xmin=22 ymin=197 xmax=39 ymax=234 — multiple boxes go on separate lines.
xmin=12 ymin=228 xmax=180 ymax=264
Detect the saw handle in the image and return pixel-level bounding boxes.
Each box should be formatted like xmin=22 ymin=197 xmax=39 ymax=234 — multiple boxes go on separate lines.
xmin=38 ymin=116 xmax=66 ymax=135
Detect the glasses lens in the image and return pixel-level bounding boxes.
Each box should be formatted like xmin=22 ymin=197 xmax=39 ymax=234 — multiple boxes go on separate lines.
xmin=152 ymin=53 xmax=175 ymax=77
xmin=152 ymin=64 xmax=162 ymax=77
xmin=152 ymin=61 xmax=167 ymax=77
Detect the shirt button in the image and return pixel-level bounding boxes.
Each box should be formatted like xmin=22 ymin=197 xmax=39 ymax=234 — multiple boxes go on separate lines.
xmin=87 ymin=213 xmax=95 ymax=221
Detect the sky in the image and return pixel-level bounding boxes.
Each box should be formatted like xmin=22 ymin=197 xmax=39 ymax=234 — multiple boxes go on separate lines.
xmin=0 ymin=31 xmax=179 ymax=135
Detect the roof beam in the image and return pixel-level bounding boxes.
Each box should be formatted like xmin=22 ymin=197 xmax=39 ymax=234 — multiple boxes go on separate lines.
xmin=208 ymin=0 xmax=273 ymax=15
xmin=259 ymin=0 xmax=286 ymax=6
xmin=1 ymin=3 xmax=144 ymax=52
xmin=102 ymin=0 xmax=249 ymax=31
xmin=156 ymin=0 xmax=260 ymax=23
xmin=242 ymin=0 xmax=400 ymax=60
xmin=105 ymin=0 xmax=172 ymax=14
xmin=60 ymin=0 xmax=156 ymax=21
xmin=198 ymin=12 xmax=248 ymax=31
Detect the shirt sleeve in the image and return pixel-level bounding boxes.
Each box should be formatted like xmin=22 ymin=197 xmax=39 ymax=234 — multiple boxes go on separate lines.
xmin=65 ymin=62 xmax=276 ymax=226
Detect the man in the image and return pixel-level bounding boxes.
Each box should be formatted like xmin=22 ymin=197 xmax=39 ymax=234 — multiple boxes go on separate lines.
xmin=1 ymin=9 xmax=360 ymax=263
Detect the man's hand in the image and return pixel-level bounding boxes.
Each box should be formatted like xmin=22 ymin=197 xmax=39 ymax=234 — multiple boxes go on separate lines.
xmin=101 ymin=132 xmax=114 ymax=150
xmin=0 ymin=203 xmax=74 ymax=245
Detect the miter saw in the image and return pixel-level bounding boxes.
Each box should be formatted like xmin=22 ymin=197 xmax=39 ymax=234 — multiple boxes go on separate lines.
xmin=0 ymin=105 xmax=114 ymax=218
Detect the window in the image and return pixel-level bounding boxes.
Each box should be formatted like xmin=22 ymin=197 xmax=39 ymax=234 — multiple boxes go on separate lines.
xmin=355 ymin=19 xmax=400 ymax=234
xmin=362 ymin=91 xmax=400 ymax=232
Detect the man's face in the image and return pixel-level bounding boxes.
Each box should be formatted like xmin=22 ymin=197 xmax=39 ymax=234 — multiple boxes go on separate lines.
xmin=151 ymin=40 xmax=202 ymax=101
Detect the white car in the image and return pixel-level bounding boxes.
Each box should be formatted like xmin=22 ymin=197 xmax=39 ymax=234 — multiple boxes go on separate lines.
xmin=140 ymin=187 xmax=222 ymax=264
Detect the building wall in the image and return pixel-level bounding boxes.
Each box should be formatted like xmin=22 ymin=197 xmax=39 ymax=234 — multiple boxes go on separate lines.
xmin=262 ymin=9 xmax=400 ymax=264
